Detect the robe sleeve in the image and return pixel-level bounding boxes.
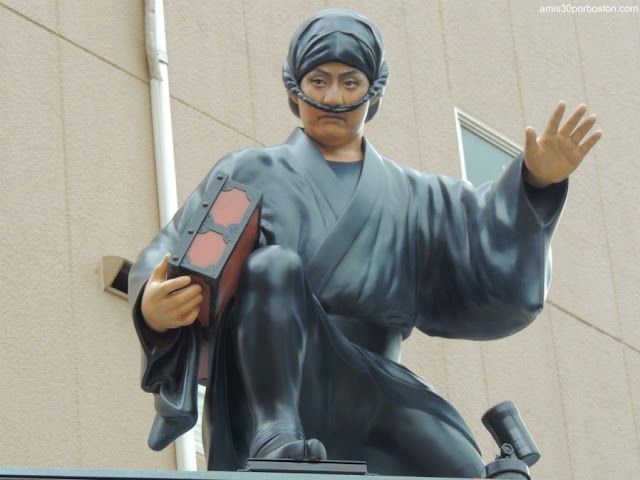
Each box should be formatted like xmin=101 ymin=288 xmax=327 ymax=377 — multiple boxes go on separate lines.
xmin=128 ymin=160 xmax=233 ymax=450
xmin=414 ymin=154 xmax=567 ymax=340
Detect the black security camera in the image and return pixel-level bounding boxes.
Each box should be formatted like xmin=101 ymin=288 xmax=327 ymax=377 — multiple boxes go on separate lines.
xmin=482 ymin=401 xmax=541 ymax=479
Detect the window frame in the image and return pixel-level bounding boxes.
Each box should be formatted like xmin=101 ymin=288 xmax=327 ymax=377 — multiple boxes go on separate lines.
xmin=454 ymin=107 xmax=523 ymax=183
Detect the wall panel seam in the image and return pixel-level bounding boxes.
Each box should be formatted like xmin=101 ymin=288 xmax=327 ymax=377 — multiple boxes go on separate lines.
xmin=572 ymin=13 xmax=639 ymax=454
xmin=549 ymin=305 xmax=575 ymax=480
xmin=171 ymin=96 xmax=265 ymax=147
xmin=0 ymin=1 xmax=147 ymax=86
xmin=54 ymin=0 xmax=83 ymax=466
xmin=399 ymin=0 xmax=423 ymax=165
xmin=506 ymin=0 xmax=527 ymax=134
xmin=436 ymin=0 xmax=452 ymax=98
xmin=547 ymin=300 xmax=640 ymax=355
xmin=239 ymin=1 xmax=256 ymax=139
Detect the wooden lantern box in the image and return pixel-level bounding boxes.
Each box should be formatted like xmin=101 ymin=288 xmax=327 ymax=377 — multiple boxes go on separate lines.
xmin=167 ymin=172 xmax=262 ymax=334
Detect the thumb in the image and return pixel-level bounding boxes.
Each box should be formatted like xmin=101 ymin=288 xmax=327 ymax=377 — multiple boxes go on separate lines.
xmin=150 ymin=253 xmax=170 ymax=282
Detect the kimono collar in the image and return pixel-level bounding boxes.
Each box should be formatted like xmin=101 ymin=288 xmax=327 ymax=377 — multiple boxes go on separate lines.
xmin=286 ymin=128 xmax=383 ymax=294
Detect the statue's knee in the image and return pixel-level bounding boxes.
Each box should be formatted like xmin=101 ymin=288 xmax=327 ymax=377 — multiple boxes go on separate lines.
xmin=236 ymin=246 xmax=307 ymax=337
xmin=243 ymin=245 xmax=304 ymax=291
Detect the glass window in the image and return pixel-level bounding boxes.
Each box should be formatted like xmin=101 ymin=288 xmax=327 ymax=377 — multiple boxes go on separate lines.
xmin=455 ymin=108 xmax=522 ymax=186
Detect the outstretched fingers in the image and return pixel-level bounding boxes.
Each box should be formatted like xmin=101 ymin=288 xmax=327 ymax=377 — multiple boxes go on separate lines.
xmin=544 ymin=101 xmax=602 ymax=155
xmin=558 ymin=103 xmax=587 ymax=136
xmin=544 ymin=101 xmax=567 ymax=135
xmin=570 ymin=113 xmax=597 ymax=144
xmin=578 ymin=130 xmax=603 ymax=157
xmin=524 ymin=126 xmax=539 ymax=155
xmin=523 ymin=101 xmax=601 ymax=188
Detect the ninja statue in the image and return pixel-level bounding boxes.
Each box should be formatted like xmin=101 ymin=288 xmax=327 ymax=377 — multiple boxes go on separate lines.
xmin=129 ymin=9 xmax=601 ymax=478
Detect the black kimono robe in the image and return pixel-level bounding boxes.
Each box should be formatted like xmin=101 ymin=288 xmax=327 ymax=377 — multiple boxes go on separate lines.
xmin=129 ymin=128 xmax=567 ymax=470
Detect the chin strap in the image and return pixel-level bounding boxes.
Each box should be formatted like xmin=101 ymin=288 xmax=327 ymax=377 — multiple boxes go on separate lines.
xmin=282 ymin=59 xmax=389 ymax=114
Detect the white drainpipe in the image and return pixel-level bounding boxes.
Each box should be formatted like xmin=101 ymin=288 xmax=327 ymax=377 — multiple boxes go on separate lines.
xmin=144 ymin=0 xmax=198 ymax=471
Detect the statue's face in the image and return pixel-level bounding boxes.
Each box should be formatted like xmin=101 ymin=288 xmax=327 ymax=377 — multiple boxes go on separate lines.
xmin=293 ymin=62 xmax=375 ymax=151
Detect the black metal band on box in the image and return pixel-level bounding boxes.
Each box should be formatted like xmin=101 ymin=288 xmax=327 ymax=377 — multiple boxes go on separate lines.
xmin=167 ymin=173 xmax=263 ymax=330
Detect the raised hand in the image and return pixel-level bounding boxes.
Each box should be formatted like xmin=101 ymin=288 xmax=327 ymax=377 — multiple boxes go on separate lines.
xmin=523 ymin=101 xmax=602 ymax=188
xmin=141 ymin=254 xmax=202 ymax=332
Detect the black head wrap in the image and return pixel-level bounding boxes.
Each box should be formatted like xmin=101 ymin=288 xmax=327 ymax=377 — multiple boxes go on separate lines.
xmin=282 ymin=9 xmax=389 ymax=122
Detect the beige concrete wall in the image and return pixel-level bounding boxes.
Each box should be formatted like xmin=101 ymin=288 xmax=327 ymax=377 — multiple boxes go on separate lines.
xmin=1 ymin=0 xmax=638 ymax=478
xmin=0 ymin=0 xmax=173 ymax=470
